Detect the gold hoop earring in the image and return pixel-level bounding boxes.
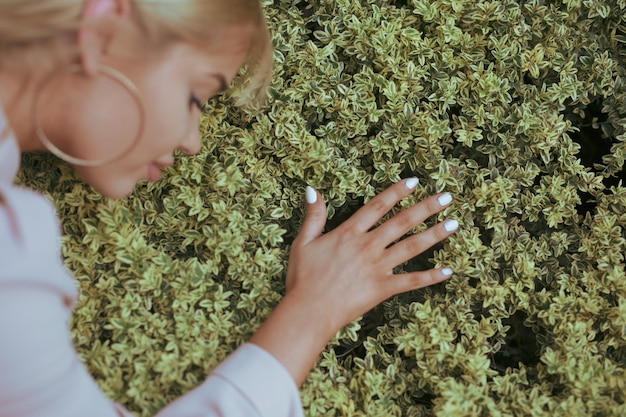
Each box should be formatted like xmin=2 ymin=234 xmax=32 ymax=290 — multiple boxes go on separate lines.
xmin=33 ymin=64 xmax=145 ymax=168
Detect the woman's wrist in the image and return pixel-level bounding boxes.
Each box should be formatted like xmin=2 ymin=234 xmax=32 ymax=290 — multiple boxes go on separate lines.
xmin=249 ymin=291 xmax=338 ymax=387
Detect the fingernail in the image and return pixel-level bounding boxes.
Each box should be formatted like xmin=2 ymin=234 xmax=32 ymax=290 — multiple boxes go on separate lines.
xmin=444 ymin=219 xmax=459 ymax=232
xmin=441 ymin=268 xmax=454 ymax=277
xmin=306 ymin=186 xmax=317 ymax=204
xmin=405 ymin=177 xmax=419 ymax=190
xmin=438 ymin=193 xmax=453 ymax=206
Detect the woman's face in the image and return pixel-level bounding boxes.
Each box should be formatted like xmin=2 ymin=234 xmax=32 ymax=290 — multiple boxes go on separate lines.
xmin=51 ymin=30 xmax=250 ymax=199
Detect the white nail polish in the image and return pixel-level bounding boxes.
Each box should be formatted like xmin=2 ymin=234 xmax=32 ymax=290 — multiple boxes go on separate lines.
xmin=438 ymin=193 xmax=453 ymax=206
xmin=405 ymin=177 xmax=419 ymax=190
xmin=441 ymin=268 xmax=454 ymax=277
xmin=444 ymin=219 xmax=459 ymax=232
xmin=306 ymin=186 xmax=317 ymax=204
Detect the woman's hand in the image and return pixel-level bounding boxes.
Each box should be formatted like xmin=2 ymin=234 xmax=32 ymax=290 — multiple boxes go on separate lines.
xmin=250 ymin=178 xmax=458 ymax=386
xmin=285 ymin=178 xmax=457 ymax=332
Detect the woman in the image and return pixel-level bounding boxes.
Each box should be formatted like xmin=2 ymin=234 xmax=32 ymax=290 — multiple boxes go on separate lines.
xmin=0 ymin=0 xmax=459 ymax=416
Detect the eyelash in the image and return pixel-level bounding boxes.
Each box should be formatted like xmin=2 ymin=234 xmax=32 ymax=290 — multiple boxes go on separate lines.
xmin=190 ymin=95 xmax=204 ymax=111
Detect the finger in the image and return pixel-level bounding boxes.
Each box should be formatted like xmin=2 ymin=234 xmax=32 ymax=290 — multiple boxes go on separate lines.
xmin=346 ymin=178 xmax=420 ymax=233
xmin=384 ymin=268 xmax=454 ymax=297
xmin=370 ymin=192 xmax=453 ymax=246
xmin=294 ymin=186 xmax=328 ymax=246
xmin=382 ymin=218 xmax=459 ymax=269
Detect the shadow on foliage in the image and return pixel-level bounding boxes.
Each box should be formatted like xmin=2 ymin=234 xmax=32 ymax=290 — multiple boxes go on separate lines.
xmin=490 ymin=310 xmax=542 ymax=374
xmin=564 ymin=97 xmax=626 ymax=215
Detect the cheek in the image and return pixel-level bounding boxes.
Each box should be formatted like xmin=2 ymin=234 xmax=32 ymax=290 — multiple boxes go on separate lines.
xmin=74 ymin=101 xmax=196 ymax=199
xmin=139 ymin=93 xmax=194 ymax=154
xmin=73 ymin=100 xmax=195 ymax=198
xmin=56 ymin=76 xmax=145 ymax=164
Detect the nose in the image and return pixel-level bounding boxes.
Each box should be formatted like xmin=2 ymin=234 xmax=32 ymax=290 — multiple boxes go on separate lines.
xmin=178 ymin=127 xmax=202 ymax=156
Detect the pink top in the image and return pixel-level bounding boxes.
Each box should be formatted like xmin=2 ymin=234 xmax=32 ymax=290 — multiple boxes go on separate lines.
xmin=0 ymin=111 xmax=304 ymax=417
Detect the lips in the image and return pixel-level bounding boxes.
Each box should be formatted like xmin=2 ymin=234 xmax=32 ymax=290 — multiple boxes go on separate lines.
xmin=147 ymin=158 xmax=173 ymax=182
xmin=147 ymin=163 xmax=162 ymax=182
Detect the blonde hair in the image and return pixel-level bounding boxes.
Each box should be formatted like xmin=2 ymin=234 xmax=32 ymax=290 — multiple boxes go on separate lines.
xmin=0 ymin=0 xmax=273 ymax=107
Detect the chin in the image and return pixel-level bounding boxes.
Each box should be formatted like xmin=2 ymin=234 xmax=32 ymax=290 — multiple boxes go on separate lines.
xmin=74 ymin=166 xmax=143 ymax=199
xmin=91 ymin=181 xmax=137 ymax=199
xmin=100 ymin=186 xmax=136 ymax=199
xmin=78 ymin=173 xmax=138 ymax=199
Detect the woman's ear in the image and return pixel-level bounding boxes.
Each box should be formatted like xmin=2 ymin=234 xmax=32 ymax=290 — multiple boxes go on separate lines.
xmin=78 ymin=0 xmax=133 ymax=76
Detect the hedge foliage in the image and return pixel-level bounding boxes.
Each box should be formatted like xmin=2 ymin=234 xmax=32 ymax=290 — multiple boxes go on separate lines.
xmin=18 ymin=0 xmax=626 ymax=415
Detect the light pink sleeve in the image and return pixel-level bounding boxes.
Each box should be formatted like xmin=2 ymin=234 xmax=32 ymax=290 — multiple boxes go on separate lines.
xmin=0 ymin=285 xmax=303 ymax=417
xmin=0 ymin=182 xmax=304 ymax=417
xmin=153 ymin=344 xmax=304 ymax=417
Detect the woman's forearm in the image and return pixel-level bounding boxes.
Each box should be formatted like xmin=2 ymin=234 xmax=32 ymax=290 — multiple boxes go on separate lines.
xmin=249 ymin=292 xmax=336 ymax=387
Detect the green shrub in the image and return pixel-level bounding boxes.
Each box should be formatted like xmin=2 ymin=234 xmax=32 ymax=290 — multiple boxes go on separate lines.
xmin=19 ymin=0 xmax=626 ymax=415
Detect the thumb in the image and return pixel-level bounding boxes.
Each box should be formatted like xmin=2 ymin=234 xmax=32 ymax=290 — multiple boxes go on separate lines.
xmin=296 ymin=186 xmax=327 ymax=245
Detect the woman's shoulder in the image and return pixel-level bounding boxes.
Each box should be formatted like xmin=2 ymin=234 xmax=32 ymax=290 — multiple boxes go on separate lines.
xmin=0 ymin=107 xmax=77 ymax=302
xmin=0 ymin=182 xmax=59 ymax=246
xmin=0 ymin=183 xmax=78 ymax=303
